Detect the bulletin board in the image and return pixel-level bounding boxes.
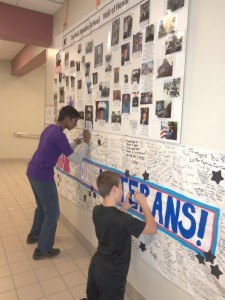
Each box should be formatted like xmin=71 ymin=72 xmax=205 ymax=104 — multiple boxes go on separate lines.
xmin=53 ymin=0 xmax=225 ymax=299
xmin=54 ymin=0 xmax=189 ymax=143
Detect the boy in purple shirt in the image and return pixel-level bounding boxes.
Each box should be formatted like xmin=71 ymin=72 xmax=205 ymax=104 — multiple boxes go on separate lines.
xmin=26 ymin=105 xmax=91 ymax=260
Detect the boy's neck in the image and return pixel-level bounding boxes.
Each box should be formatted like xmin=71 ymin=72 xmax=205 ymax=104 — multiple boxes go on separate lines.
xmin=102 ymin=196 xmax=118 ymax=207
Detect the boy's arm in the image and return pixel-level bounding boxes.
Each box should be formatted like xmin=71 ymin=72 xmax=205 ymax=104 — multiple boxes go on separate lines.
xmin=134 ymin=192 xmax=157 ymax=235
xmin=120 ymin=192 xmax=134 ymax=212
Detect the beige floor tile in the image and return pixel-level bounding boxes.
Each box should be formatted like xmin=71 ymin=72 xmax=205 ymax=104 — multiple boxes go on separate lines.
xmin=13 ymin=270 xmax=38 ymax=289
xmin=70 ymin=283 xmax=86 ymax=300
xmin=74 ymin=256 xmax=91 ymax=270
xmin=4 ymin=242 xmax=24 ymax=254
xmin=6 ymin=250 xmax=28 ymax=264
xmin=0 ymin=289 xmax=18 ymax=300
xmin=40 ymin=276 xmax=67 ymax=296
xmin=0 ymin=264 xmax=11 ymax=279
xmin=0 ymin=276 xmax=15 ymax=293
xmin=50 ymin=250 xmax=71 ymax=264
xmin=9 ymin=260 xmax=33 ymax=275
xmin=0 ymin=254 xmax=8 ymax=266
xmin=17 ymin=282 xmax=44 ymax=300
xmin=62 ymin=270 xmax=86 ymax=288
xmin=30 ymin=258 xmax=53 ymax=270
xmin=35 ymin=265 xmax=59 ymax=281
xmin=55 ymin=260 xmax=79 ymax=275
xmin=81 ymin=267 xmax=89 ymax=278
xmin=46 ymin=289 xmax=73 ymax=300
xmin=1 ymin=235 xmax=21 ymax=245
xmin=0 ymin=228 xmax=18 ymax=238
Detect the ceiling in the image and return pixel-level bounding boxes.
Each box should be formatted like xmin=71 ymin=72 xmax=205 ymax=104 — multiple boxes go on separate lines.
xmin=0 ymin=0 xmax=64 ymax=60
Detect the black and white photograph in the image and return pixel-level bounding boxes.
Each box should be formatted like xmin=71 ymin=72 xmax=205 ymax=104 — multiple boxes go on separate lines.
xmin=133 ymin=32 xmax=142 ymax=54
xmin=78 ymin=111 xmax=84 ymax=120
xmin=123 ymin=15 xmax=133 ymax=39
xmin=76 ymin=61 xmax=80 ymax=72
xmin=158 ymin=14 xmax=177 ymax=39
xmin=100 ymin=81 xmax=110 ymax=97
xmin=121 ymin=43 xmax=130 ymax=65
xmin=77 ymin=79 xmax=82 ymax=90
xmin=70 ymin=60 xmax=75 ymax=68
xmin=113 ymin=90 xmax=121 ymax=101
xmin=163 ymin=77 xmax=181 ymax=97
xmin=140 ymin=0 xmax=150 ymax=23
xmin=78 ymin=43 xmax=82 ymax=54
xmin=145 ymin=24 xmax=155 ymax=42
xmin=167 ymin=0 xmax=185 ymax=12
xmin=156 ymin=57 xmax=173 ymax=78
xmin=59 ymin=87 xmax=65 ymax=103
xmin=156 ymin=100 xmax=172 ymax=118
xmin=96 ymin=101 xmax=109 ymax=122
xmin=86 ymin=82 xmax=92 ymax=94
xmin=165 ymin=33 xmax=183 ymax=55
xmin=58 ymin=72 xmax=62 ymax=83
xmin=132 ymin=92 xmax=139 ymax=107
xmin=122 ymin=94 xmax=131 ymax=114
xmin=141 ymin=61 xmax=154 ymax=75
xmin=105 ymin=54 xmax=112 ymax=72
xmin=85 ymin=62 xmax=91 ymax=77
xmin=64 ymin=52 xmax=69 ymax=68
xmin=92 ymin=72 xmax=98 ymax=85
xmin=111 ymin=111 xmax=121 ymax=124
xmin=94 ymin=43 xmax=103 ymax=67
xmin=114 ymin=67 xmax=120 ymax=83
xmin=124 ymin=74 xmax=129 ymax=83
xmin=56 ymin=51 xmax=61 ymax=67
xmin=86 ymin=40 xmax=93 ymax=53
xmin=70 ymin=76 xmax=75 ymax=89
xmin=160 ymin=121 xmax=178 ymax=140
xmin=131 ymin=69 xmax=140 ymax=84
xmin=140 ymin=92 xmax=152 ymax=104
xmin=140 ymin=107 xmax=149 ymax=125
xmin=85 ymin=105 xmax=93 ymax=129
xmin=65 ymin=76 xmax=69 ymax=89
xmin=111 ymin=18 xmax=120 ymax=46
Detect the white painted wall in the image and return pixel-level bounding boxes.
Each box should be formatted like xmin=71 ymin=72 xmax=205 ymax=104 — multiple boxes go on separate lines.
xmin=50 ymin=0 xmax=225 ymax=299
xmin=0 ymin=61 xmax=45 ymax=159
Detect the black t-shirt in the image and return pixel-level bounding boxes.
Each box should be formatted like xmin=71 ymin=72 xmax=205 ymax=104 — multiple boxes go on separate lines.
xmin=92 ymin=205 xmax=145 ymax=277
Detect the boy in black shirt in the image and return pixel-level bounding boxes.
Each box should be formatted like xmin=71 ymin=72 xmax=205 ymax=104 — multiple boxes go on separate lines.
xmin=83 ymin=171 xmax=157 ymax=300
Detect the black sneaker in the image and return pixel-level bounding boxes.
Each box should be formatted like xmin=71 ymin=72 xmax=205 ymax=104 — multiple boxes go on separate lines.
xmin=26 ymin=234 xmax=38 ymax=244
xmin=33 ymin=248 xmax=60 ymax=260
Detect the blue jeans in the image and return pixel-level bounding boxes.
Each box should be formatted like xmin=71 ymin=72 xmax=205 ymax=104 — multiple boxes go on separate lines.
xmin=28 ymin=177 xmax=60 ymax=253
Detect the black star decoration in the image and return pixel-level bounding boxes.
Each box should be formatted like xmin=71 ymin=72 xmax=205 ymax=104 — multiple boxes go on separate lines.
xmin=204 ymin=250 xmax=216 ymax=264
xmin=83 ymin=195 xmax=87 ymax=202
xmin=210 ymin=264 xmax=223 ymax=279
xmin=93 ymin=192 xmax=96 ymax=198
xmin=97 ymin=139 xmax=101 ymax=146
xmin=195 ymin=253 xmax=205 ymax=265
xmin=139 ymin=242 xmax=146 ymax=252
xmin=142 ymin=171 xmax=149 ymax=181
xmin=211 ymin=170 xmax=224 ymax=185
xmin=125 ymin=170 xmax=130 ymax=178
xmin=88 ymin=191 xmax=92 ymax=196
xmin=90 ymin=186 xmax=94 ymax=191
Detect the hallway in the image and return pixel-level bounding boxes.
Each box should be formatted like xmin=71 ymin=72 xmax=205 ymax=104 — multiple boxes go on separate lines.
xmin=0 ymin=161 xmax=91 ymax=300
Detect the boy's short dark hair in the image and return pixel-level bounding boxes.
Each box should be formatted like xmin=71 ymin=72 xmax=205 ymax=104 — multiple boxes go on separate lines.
xmin=97 ymin=171 xmax=121 ymax=198
xmin=58 ymin=105 xmax=81 ymax=121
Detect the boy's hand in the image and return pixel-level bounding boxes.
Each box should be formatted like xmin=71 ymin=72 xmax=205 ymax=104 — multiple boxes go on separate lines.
xmin=134 ymin=192 xmax=148 ymax=208
xmin=120 ymin=192 xmax=135 ymax=212
xmin=83 ymin=130 xmax=91 ymax=144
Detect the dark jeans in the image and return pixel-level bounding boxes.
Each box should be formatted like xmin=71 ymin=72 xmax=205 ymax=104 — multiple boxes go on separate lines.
xmin=28 ymin=177 xmax=60 ymax=253
xmin=86 ymin=257 xmax=126 ymax=300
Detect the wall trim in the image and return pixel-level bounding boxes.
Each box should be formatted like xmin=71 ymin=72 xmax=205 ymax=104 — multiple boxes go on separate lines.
xmin=60 ymin=212 xmax=145 ymax=300
xmin=0 ymin=158 xmax=29 ymax=162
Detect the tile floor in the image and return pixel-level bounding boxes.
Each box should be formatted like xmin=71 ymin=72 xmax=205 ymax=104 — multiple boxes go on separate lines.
xmin=0 ymin=161 xmax=130 ymax=300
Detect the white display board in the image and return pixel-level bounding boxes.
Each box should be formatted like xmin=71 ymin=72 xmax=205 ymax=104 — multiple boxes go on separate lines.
xmin=54 ymin=0 xmax=189 ymax=143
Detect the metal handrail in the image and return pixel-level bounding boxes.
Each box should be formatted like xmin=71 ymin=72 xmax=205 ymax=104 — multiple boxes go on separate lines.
xmin=13 ymin=132 xmax=40 ymax=139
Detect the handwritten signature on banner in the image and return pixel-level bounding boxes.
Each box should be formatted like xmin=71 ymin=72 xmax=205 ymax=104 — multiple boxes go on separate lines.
xmin=56 ymin=156 xmax=220 ymax=255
